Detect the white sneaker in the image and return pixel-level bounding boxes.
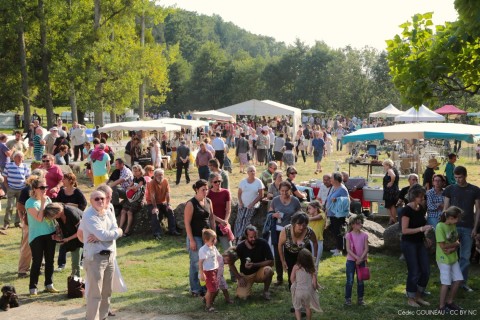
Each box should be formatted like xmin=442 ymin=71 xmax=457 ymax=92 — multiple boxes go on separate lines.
xmin=333 ymin=250 xmax=343 ymax=257
xmin=54 ymin=265 xmax=65 ymax=272
xmin=330 ymin=249 xmax=337 ymax=253
xmin=29 ymin=288 xmax=38 ymax=296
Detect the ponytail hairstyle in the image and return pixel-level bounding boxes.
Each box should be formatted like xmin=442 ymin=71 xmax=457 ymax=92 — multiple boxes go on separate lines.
xmin=307 ymin=200 xmax=322 ymax=215
xmin=440 ymin=206 xmax=463 ymax=223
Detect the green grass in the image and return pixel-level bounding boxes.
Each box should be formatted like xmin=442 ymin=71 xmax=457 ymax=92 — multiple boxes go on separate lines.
xmin=1 ymin=146 xmax=480 ymax=319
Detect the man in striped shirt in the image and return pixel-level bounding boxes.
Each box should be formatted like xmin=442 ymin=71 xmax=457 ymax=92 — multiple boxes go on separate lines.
xmin=2 ymin=151 xmax=30 ymax=229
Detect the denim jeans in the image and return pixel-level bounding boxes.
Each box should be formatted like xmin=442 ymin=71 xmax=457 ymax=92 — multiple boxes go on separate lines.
xmin=457 ymin=226 xmax=473 ymax=283
xmin=401 ymin=240 xmax=430 ymax=298
xmin=148 ymin=204 xmax=176 ymax=236
xmin=336 ymin=139 xmax=343 ymax=151
xmin=426 ymin=217 xmax=439 ymax=230
xmin=186 ymin=236 xmax=205 ymax=294
xmin=345 ymin=259 xmax=365 ymax=300
xmin=198 ymin=166 xmax=210 ymax=181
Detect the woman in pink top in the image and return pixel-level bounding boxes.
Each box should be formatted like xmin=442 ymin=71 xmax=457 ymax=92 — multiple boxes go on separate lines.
xmin=344 ymin=214 xmax=369 ymax=306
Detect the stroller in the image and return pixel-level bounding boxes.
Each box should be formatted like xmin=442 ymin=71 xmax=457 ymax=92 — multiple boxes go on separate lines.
xmin=223 ymin=154 xmax=233 ymax=173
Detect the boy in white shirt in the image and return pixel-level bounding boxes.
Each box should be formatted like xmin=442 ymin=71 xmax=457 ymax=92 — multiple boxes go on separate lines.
xmin=199 ymin=229 xmax=221 ymax=312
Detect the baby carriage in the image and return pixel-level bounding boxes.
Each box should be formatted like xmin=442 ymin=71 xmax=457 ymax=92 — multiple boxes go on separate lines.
xmin=223 ymin=155 xmax=233 ymax=173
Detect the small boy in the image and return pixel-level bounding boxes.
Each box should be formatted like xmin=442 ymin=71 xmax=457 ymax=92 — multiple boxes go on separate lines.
xmin=199 ymin=229 xmax=221 ymax=312
xmin=218 ymin=251 xmax=235 ymax=304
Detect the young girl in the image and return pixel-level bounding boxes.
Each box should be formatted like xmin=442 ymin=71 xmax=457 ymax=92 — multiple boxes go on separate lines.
xmin=435 ymin=206 xmax=463 ymax=312
xmin=199 ymin=229 xmax=221 ymax=312
xmin=344 ymin=214 xmax=369 ymax=306
xmin=290 ymin=249 xmax=322 ymax=320
xmin=307 ymin=201 xmax=326 ymax=269
xmin=217 ymin=251 xmax=235 ymax=304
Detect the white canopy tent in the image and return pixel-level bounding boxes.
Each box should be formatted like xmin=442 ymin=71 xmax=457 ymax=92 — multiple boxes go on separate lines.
xmin=217 ymin=99 xmax=301 ymax=136
xmin=98 ymin=120 xmax=181 ymax=133
xmin=369 ymin=104 xmax=403 ymax=118
xmin=301 ymin=109 xmax=325 ymax=114
xmin=191 ymin=110 xmax=235 ymax=122
xmin=395 ymin=105 xmax=445 ymax=122
xmin=156 ymin=118 xmax=209 ymax=131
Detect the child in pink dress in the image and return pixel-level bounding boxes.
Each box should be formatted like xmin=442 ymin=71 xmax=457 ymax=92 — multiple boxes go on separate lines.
xmin=290 ymin=249 xmax=322 ymax=320
xmin=344 ymin=214 xmax=369 ymax=306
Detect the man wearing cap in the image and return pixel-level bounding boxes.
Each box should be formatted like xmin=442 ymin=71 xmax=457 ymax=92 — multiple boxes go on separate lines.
xmin=423 ymin=158 xmax=439 ymax=190
xmin=44 ymin=127 xmax=59 ymax=155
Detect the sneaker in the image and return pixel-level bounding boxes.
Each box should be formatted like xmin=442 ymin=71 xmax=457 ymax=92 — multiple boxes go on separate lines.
xmin=330 ymin=249 xmax=337 ymax=253
xmin=154 ymin=235 xmax=162 ymax=241
xmin=333 ymin=251 xmax=343 ymax=257
xmin=44 ymin=285 xmax=60 ymax=293
xmin=357 ymin=298 xmax=366 ymax=306
xmin=446 ymin=302 xmax=463 ymax=310
xmin=55 ymin=265 xmax=65 ymax=272
xmin=29 ymin=288 xmax=38 ymax=296
xmin=344 ymin=299 xmax=352 ymax=306
xmin=461 ymin=285 xmax=474 ymax=292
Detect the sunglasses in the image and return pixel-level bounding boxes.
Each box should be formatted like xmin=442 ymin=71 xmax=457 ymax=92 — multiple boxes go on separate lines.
xmin=94 ymin=197 xmax=105 ymax=202
xmin=42 ymin=160 xmax=50 ymax=163
xmin=37 ymin=186 xmax=47 ymax=190
xmin=213 ymin=180 xmax=222 ymax=184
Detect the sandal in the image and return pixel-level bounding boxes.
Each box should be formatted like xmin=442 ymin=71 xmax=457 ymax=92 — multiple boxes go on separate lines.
xmin=205 ymin=306 xmax=217 ymax=313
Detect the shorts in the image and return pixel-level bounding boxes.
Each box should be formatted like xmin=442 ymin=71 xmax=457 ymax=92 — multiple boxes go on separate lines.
xmin=236 ymin=266 xmax=273 ymax=299
xmin=93 ymin=174 xmax=109 ymax=187
xmin=274 ymin=151 xmax=283 ymax=161
xmin=313 ymin=151 xmax=323 ymax=163
xmin=437 ymin=261 xmax=463 ymax=285
xmin=204 ymin=269 xmax=219 ymax=293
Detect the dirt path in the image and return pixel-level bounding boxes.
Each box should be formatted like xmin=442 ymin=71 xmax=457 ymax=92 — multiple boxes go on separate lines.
xmin=4 ymin=301 xmax=192 ymax=320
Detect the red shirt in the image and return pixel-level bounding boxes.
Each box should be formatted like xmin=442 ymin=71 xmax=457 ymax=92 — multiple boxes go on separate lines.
xmin=207 ymin=189 xmax=231 ymax=220
xmin=45 ymin=165 xmax=64 ymax=198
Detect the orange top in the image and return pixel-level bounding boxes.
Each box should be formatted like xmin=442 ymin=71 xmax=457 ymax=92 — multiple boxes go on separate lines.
xmin=145 ymin=178 xmax=170 ymax=204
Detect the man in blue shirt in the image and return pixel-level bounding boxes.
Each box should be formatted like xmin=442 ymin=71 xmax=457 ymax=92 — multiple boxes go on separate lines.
xmin=3 ymin=151 xmax=30 ymax=228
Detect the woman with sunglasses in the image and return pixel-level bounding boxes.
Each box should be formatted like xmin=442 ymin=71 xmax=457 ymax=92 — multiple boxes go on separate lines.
xmin=25 ymin=176 xmax=58 ymax=295
xmin=207 ymin=172 xmax=233 ymax=256
xmin=285 ymin=166 xmax=307 ymax=201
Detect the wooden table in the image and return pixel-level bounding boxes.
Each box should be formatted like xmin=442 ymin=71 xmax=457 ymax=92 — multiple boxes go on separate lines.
xmin=348 ymin=162 xmax=383 ymax=180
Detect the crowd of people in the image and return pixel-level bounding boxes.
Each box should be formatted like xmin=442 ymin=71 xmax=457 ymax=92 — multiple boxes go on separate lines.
xmin=1 ymin=113 xmax=480 ymax=319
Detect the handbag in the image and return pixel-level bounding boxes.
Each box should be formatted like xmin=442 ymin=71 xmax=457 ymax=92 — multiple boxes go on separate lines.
xmin=67 ymin=271 xmax=85 ymax=298
xmin=348 ymin=233 xmax=370 ymax=281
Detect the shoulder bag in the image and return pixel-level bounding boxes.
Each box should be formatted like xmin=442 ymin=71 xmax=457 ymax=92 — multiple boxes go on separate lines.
xmin=348 ymin=233 xmax=370 ymax=281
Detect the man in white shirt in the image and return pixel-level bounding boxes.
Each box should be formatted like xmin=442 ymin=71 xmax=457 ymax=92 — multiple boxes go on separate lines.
xmin=212 ymin=132 xmax=226 ymax=169
xmin=316 ymin=174 xmax=332 ymax=207
xmin=70 ymin=121 xmax=87 ymax=162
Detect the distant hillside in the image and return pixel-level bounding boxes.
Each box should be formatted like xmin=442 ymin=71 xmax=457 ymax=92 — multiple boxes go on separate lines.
xmin=154 ymin=9 xmax=287 ymax=62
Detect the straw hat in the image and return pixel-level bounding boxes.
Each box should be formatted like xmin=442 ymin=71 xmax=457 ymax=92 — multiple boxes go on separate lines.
xmin=428 ymin=158 xmax=440 ymax=168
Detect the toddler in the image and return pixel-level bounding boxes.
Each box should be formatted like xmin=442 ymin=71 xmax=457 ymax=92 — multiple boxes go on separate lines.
xmin=199 ymin=229 xmax=221 ymax=312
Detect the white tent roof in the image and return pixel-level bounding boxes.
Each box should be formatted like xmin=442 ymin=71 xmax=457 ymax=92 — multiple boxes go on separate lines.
xmin=369 ymin=104 xmax=403 ymax=118
xmin=191 ymin=110 xmax=235 ymax=122
xmin=301 ymin=109 xmax=325 ymax=114
xmin=394 ymin=105 xmax=445 ymax=122
xmin=217 ymin=99 xmax=301 ymax=136
xmin=98 ymin=120 xmax=181 ymax=133
xmin=157 ymin=118 xmax=209 ymax=130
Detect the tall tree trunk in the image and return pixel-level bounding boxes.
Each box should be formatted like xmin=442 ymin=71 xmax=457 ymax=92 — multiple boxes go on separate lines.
xmin=138 ymin=12 xmax=145 ymax=120
xmin=17 ymin=13 xmax=30 ymax=132
xmin=38 ymin=0 xmax=54 ymax=128
xmin=69 ymin=82 xmax=78 ymax=123
xmin=94 ymin=0 xmax=104 ymax=126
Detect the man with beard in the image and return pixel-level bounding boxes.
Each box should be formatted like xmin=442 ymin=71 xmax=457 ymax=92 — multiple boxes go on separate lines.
xmin=227 ymin=225 xmax=274 ymax=300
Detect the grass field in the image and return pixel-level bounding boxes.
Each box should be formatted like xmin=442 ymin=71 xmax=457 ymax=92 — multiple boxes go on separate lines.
xmin=1 ymin=145 xmax=480 ymax=319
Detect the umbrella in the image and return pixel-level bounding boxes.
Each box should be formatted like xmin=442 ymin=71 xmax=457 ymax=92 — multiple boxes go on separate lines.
xmin=342 ymin=122 xmax=480 ymax=143
xmin=434 ymin=105 xmax=467 ymax=115
xmin=301 ymin=109 xmax=325 ymax=114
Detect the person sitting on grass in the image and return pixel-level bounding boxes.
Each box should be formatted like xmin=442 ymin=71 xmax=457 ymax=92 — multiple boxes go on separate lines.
xmin=199 ymin=229 xmax=222 ymax=313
